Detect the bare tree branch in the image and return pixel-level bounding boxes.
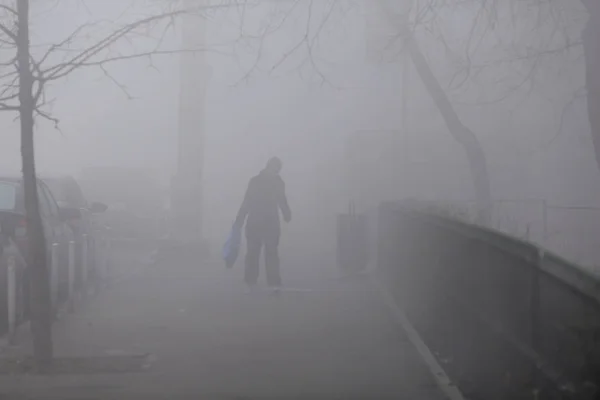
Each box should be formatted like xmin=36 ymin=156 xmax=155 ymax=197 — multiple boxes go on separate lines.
xmin=34 ymin=107 xmax=60 ymax=130
xmin=0 ymin=1 xmax=240 ymax=126
xmin=42 ymin=47 xmax=225 ymax=81
xmin=0 ymin=101 xmax=18 ymax=110
xmin=0 ymin=20 xmax=16 ymax=42
xmin=99 ymin=64 xmax=134 ymax=99
xmin=0 ymin=0 xmax=244 ymax=127
xmin=0 ymin=4 xmax=17 ymax=17
xmin=38 ymin=4 xmax=228 ymax=81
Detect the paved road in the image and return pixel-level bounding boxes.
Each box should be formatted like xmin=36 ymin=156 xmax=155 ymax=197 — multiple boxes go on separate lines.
xmin=1 ymin=249 xmax=449 ymax=399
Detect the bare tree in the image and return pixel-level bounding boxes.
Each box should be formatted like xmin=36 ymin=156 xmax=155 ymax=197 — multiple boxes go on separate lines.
xmin=369 ymin=0 xmax=587 ymax=221
xmin=227 ymin=0 xmax=590 ymax=222
xmin=219 ymin=0 xmax=498 ymax=221
xmin=378 ymin=0 xmax=493 ymax=222
xmin=0 ymin=0 xmax=217 ymax=368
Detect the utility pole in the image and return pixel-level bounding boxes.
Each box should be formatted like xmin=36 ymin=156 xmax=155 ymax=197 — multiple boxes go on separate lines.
xmin=170 ymin=0 xmax=212 ymax=247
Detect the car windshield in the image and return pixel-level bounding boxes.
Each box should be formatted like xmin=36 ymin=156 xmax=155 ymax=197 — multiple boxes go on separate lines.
xmin=0 ymin=182 xmax=17 ymax=210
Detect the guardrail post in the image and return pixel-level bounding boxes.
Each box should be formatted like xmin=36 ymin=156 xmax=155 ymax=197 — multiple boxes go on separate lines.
xmin=67 ymin=240 xmax=75 ymax=312
xmin=7 ymin=255 xmax=17 ymax=345
xmin=50 ymin=242 xmax=59 ymax=311
xmin=81 ymin=234 xmax=88 ymax=287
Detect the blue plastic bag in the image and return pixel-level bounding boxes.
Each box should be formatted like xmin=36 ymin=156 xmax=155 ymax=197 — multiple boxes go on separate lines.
xmin=222 ymin=224 xmax=242 ymax=268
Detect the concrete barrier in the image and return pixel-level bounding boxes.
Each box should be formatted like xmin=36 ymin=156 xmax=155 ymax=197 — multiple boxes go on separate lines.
xmin=378 ymin=201 xmax=600 ymax=398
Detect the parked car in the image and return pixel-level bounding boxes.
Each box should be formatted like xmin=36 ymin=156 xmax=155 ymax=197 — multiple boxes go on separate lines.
xmin=43 ymin=175 xmax=108 ymax=277
xmin=0 ymin=175 xmax=82 ymax=307
xmin=0 ymin=176 xmax=79 ymax=259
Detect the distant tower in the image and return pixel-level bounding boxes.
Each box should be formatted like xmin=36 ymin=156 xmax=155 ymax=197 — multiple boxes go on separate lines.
xmin=171 ymin=0 xmax=212 ymax=244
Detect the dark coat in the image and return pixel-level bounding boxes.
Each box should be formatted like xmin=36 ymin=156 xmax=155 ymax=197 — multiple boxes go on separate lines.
xmin=235 ymin=170 xmax=291 ymax=236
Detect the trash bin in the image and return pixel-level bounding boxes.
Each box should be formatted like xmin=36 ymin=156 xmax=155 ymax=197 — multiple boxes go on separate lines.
xmin=336 ymin=203 xmax=368 ymax=273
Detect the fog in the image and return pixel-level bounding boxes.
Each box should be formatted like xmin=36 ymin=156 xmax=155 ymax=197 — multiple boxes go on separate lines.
xmin=1 ymin=1 xmax=599 ymax=398
xmin=0 ymin=0 xmax=596 ymax=262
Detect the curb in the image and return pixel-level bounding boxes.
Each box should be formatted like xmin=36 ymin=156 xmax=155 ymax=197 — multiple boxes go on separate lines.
xmin=372 ymin=277 xmax=466 ymax=400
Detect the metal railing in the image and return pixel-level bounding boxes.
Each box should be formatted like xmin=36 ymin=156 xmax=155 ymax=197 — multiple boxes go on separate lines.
xmin=432 ymin=198 xmax=600 ymax=272
xmin=378 ymin=201 xmax=600 ymax=399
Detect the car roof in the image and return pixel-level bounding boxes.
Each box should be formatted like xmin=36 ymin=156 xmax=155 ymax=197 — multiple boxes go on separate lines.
xmin=0 ymin=175 xmax=22 ymax=181
xmin=0 ymin=177 xmax=23 ymax=187
xmin=0 ymin=176 xmax=55 ymax=185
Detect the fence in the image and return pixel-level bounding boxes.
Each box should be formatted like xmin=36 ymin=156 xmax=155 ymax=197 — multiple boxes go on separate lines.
xmin=1 ymin=233 xmax=112 ymax=344
xmin=378 ymin=201 xmax=600 ymax=399
xmin=429 ymin=199 xmax=600 ymax=274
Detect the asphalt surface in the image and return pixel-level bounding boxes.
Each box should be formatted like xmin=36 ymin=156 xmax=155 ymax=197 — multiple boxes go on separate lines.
xmin=0 ymin=246 xmax=450 ymax=399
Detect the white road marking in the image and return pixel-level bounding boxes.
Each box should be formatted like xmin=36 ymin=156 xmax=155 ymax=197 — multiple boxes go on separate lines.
xmin=373 ymin=278 xmax=466 ymax=400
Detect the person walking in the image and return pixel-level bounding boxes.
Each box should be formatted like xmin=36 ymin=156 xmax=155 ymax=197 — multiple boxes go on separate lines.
xmin=235 ymin=157 xmax=291 ymax=293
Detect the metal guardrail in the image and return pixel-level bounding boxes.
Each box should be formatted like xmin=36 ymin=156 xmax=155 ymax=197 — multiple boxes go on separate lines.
xmin=378 ymin=201 xmax=600 ymax=399
xmin=435 ymin=198 xmax=600 ymax=270
xmin=1 ymin=233 xmax=112 ymax=344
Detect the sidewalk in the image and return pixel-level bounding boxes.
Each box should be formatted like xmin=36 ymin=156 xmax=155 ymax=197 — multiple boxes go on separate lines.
xmin=0 ymin=253 xmax=450 ymax=399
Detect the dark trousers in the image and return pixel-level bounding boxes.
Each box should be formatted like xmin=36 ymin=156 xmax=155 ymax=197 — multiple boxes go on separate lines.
xmin=244 ymin=229 xmax=281 ymax=287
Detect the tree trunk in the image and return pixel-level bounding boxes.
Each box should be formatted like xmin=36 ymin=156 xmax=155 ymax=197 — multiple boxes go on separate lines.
xmin=406 ymin=36 xmax=493 ymax=223
xmin=582 ymin=2 xmax=600 ymax=175
xmin=376 ymin=0 xmax=493 ymax=223
xmin=16 ymin=0 xmax=53 ymax=368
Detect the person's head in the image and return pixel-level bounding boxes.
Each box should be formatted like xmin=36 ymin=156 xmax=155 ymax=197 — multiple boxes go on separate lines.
xmin=265 ymin=157 xmax=282 ymax=175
